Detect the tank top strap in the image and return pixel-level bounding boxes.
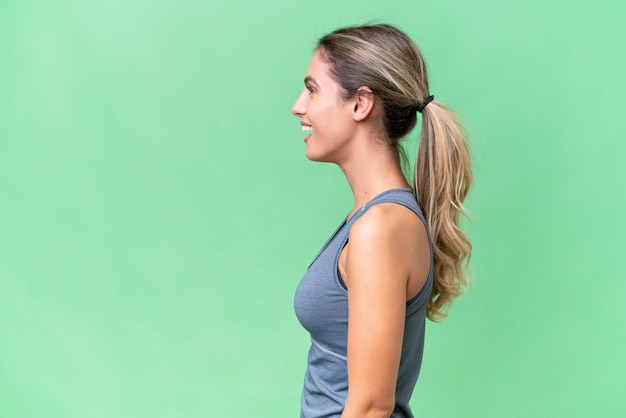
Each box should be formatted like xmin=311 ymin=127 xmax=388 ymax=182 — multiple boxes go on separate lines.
xmin=346 ymin=188 xmax=426 ymax=227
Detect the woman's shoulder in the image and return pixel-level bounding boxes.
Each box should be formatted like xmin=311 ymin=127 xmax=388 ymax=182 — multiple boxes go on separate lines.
xmin=350 ymin=202 xmax=422 ymax=247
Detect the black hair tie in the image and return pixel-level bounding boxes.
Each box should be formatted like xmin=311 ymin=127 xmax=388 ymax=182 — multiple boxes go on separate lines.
xmin=416 ymin=95 xmax=434 ymax=113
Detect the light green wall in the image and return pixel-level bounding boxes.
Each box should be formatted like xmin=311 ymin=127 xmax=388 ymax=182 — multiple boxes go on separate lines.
xmin=1 ymin=0 xmax=624 ymax=417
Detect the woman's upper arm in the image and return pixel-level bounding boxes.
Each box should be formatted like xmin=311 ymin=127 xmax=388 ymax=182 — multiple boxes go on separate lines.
xmin=341 ymin=206 xmax=409 ymax=417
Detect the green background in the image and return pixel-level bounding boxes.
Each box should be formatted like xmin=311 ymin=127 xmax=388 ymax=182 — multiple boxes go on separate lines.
xmin=1 ymin=0 xmax=624 ymax=417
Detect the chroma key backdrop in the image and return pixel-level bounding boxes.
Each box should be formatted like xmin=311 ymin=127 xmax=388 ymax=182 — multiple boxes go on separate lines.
xmin=0 ymin=0 xmax=624 ymax=417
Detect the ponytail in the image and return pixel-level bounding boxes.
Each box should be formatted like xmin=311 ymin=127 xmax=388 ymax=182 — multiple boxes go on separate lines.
xmin=415 ymin=101 xmax=472 ymax=321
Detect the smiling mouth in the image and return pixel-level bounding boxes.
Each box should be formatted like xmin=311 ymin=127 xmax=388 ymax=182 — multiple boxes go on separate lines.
xmin=302 ymin=126 xmax=313 ymax=132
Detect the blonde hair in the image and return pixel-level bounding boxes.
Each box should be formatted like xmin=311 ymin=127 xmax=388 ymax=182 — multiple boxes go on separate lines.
xmin=318 ymin=24 xmax=472 ymax=321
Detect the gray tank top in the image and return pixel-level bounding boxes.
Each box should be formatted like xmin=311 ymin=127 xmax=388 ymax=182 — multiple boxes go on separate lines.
xmin=294 ymin=188 xmax=434 ymax=418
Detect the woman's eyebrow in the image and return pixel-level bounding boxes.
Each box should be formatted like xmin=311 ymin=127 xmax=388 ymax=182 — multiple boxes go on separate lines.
xmin=304 ymin=76 xmax=320 ymax=86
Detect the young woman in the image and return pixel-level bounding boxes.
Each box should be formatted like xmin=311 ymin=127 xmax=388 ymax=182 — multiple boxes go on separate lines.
xmin=292 ymin=24 xmax=472 ymax=418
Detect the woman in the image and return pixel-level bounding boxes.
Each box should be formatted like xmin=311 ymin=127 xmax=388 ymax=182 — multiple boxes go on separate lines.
xmin=292 ymin=24 xmax=471 ymax=418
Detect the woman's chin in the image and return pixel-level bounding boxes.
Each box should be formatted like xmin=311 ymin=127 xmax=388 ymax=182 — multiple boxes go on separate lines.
xmin=305 ymin=151 xmax=322 ymax=162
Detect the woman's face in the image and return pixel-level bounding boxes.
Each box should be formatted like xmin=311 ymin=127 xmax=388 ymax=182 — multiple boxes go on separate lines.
xmin=291 ymin=50 xmax=356 ymax=163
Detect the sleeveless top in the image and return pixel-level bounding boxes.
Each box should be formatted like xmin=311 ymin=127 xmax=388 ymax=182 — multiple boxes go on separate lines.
xmin=294 ymin=188 xmax=434 ymax=418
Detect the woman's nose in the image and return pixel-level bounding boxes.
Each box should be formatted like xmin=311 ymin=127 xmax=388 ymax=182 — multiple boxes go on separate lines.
xmin=291 ymin=91 xmax=306 ymax=117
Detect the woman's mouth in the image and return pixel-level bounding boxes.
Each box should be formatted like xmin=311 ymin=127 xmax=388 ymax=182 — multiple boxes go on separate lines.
xmin=302 ymin=125 xmax=313 ymax=142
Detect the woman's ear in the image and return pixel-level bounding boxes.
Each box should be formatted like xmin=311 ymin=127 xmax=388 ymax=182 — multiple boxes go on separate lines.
xmin=352 ymin=87 xmax=375 ymax=122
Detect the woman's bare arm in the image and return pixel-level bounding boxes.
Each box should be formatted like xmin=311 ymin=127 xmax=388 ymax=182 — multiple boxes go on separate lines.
xmin=340 ymin=204 xmax=414 ymax=418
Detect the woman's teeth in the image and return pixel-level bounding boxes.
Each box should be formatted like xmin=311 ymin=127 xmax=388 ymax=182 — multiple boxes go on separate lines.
xmin=302 ymin=126 xmax=313 ymax=132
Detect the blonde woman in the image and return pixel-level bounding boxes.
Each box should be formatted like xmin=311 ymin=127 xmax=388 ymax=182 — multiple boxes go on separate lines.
xmin=292 ymin=24 xmax=472 ymax=418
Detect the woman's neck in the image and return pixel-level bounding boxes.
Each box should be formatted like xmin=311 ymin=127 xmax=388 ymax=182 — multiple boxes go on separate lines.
xmin=339 ymin=143 xmax=410 ymax=216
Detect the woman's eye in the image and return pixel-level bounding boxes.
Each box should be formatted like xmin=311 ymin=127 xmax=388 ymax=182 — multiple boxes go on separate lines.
xmin=306 ymin=85 xmax=316 ymax=95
